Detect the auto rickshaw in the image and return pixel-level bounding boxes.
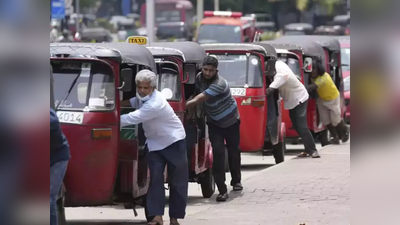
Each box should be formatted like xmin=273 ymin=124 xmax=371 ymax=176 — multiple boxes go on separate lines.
xmin=261 ymin=39 xmax=330 ymax=145
xmin=283 ymin=23 xmax=314 ymax=35
xmin=201 ymin=43 xmax=287 ymax=164
xmin=50 ymin=42 xmax=158 ymax=223
xmin=138 ymin=40 xmax=215 ymax=198
xmin=273 ymin=35 xmax=348 ymax=143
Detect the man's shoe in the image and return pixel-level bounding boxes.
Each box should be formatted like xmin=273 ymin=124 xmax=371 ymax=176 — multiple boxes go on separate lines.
xmin=311 ymin=151 xmax=321 ymax=158
xmin=330 ymin=138 xmax=340 ymax=145
xmin=216 ymin=193 xmax=229 ymax=202
xmin=232 ymin=183 xmax=243 ymax=191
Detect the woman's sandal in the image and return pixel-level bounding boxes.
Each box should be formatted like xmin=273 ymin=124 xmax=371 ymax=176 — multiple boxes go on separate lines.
xmin=297 ymin=152 xmax=309 ymax=158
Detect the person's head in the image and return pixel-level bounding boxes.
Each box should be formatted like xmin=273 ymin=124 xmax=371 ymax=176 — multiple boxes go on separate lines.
xmin=201 ymin=56 xmax=219 ymax=80
xmin=135 ymin=69 xmax=157 ymax=100
xmin=265 ymin=60 xmax=277 ymax=79
xmin=310 ymin=58 xmax=326 ymax=79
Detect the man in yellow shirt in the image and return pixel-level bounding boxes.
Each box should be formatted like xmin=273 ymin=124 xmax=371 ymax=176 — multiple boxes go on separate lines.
xmin=308 ymin=60 xmax=349 ymax=144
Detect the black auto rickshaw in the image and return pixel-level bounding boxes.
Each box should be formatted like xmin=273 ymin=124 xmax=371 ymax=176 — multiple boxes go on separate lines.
xmin=283 ymin=23 xmax=314 ymax=35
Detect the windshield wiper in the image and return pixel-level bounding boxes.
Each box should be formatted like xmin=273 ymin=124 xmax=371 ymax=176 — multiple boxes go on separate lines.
xmin=55 ymin=73 xmax=81 ymax=110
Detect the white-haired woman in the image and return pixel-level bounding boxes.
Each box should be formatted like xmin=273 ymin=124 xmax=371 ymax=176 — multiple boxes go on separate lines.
xmin=120 ymin=70 xmax=188 ymax=225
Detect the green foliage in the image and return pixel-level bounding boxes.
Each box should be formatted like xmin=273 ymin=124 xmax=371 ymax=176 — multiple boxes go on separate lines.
xmin=79 ymin=0 xmax=100 ymax=9
xmin=260 ymin=31 xmax=276 ymax=41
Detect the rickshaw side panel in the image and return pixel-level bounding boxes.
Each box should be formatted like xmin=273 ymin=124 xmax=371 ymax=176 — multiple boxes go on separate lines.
xmin=62 ymin=112 xmax=119 ymax=206
xmin=236 ymin=88 xmax=267 ymax=152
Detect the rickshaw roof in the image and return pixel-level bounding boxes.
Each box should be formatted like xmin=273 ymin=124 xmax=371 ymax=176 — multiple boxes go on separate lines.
xmin=284 ymin=23 xmax=313 ymax=30
xmin=261 ymin=39 xmax=325 ymax=58
xmin=276 ymin=35 xmax=341 ymax=52
xmin=50 ymin=42 xmax=156 ymax=71
xmin=146 ymin=42 xmax=207 ymax=64
xmin=201 ymin=43 xmax=277 ymax=58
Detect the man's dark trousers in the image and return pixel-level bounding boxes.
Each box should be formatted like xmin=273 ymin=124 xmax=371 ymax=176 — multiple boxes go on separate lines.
xmin=289 ymin=100 xmax=317 ymax=154
xmin=208 ymin=120 xmax=241 ymax=194
xmin=147 ymin=139 xmax=188 ymax=219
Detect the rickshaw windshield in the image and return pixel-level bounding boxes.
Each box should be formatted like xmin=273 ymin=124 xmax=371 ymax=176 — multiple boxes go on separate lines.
xmin=156 ymin=64 xmax=181 ymax=101
xmin=213 ymin=54 xmax=263 ymax=88
xmin=197 ymin=25 xmax=241 ymax=44
xmin=278 ymin=57 xmax=301 ymax=80
xmin=341 ymin=48 xmax=350 ymax=71
xmin=52 ymin=61 xmax=115 ymax=111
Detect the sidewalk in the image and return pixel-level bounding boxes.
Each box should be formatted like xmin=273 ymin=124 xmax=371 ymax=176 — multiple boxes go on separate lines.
xmin=182 ymin=143 xmax=350 ymax=225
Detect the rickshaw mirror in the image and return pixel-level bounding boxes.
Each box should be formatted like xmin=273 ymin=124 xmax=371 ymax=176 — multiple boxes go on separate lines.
xmin=183 ymin=64 xmax=196 ymax=84
xmin=119 ymin=68 xmax=133 ymax=92
xmin=304 ymin=57 xmax=313 ymax=73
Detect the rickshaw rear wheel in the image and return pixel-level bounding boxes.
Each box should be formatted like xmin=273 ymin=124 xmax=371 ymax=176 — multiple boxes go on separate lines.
xmin=200 ymin=168 xmax=216 ymax=198
xmin=272 ymin=139 xmax=286 ymax=164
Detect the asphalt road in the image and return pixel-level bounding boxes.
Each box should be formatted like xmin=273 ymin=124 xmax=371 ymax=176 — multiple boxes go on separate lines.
xmin=64 ymin=143 xmax=319 ymax=225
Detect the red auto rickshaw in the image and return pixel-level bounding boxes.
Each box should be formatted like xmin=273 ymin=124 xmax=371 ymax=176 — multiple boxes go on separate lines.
xmin=266 ymin=35 xmax=347 ymax=145
xmin=51 ymin=42 xmax=158 ymax=223
xmin=262 ymin=39 xmax=330 ymax=145
xmin=201 ymin=43 xmax=287 ymax=164
xmin=143 ymin=41 xmax=215 ymax=198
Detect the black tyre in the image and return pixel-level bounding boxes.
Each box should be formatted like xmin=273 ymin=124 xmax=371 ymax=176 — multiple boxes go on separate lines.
xmin=272 ymin=139 xmax=286 ymax=164
xmin=200 ymin=168 xmax=216 ymax=198
xmin=319 ymin=129 xmax=330 ymax=147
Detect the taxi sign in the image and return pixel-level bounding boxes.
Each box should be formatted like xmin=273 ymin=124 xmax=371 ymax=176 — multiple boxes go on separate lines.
xmin=126 ymin=36 xmax=148 ymax=45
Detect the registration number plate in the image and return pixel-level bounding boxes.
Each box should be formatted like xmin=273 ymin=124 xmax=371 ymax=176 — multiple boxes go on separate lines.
xmin=56 ymin=111 xmax=84 ymax=125
xmin=230 ymin=88 xmax=246 ymax=96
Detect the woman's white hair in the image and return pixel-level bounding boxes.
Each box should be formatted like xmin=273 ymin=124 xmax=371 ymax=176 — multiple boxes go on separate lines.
xmin=135 ymin=69 xmax=157 ymax=87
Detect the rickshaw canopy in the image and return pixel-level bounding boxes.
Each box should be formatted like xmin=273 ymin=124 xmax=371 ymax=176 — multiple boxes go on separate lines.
xmin=201 ymin=43 xmax=277 ymax=58
xmin=50 ymin=42 xmax=157 ymax=71
xmin=261 ymin=39 xmax=325 ymax=58
xmin=146 ymin=42 xmax=207 ymax=64
xmin=276 ymin=35 xmax=341 ymax=52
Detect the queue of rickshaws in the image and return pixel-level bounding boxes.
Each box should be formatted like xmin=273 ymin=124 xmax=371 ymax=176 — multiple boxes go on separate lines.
xmin=266 ymin=35 xmax=349 ymax=144
xmin=50 ymin=39 xmax=216 ymax=223
xmin=201 ymin=43 xmax=287 ymax=164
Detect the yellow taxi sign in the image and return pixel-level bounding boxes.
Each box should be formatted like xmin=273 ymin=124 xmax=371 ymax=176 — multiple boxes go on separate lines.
xmin=126 ymin=36 xmax=148 ymax=45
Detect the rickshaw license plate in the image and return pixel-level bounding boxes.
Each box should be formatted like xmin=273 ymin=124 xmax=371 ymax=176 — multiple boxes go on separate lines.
xmin=56 ymin=111 xmax=84 ymax=125
xmin=230 ymin=88 xmax=246 ymax=96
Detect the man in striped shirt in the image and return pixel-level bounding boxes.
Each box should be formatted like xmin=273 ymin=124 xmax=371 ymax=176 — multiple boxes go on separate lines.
xmin=186 ymin=56 xmax=242 ymax=202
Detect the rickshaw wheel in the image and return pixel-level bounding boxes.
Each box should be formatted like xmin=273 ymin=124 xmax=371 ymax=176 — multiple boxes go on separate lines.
xmin=200 ymin=168 xmax=216 ymax=198
xmin=272 ymin=139 xmax=286 ymax=164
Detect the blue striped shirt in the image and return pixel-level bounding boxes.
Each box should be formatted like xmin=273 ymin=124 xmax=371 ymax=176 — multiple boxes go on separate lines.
xmin=195 ymin=73 xmax=239 ymax=128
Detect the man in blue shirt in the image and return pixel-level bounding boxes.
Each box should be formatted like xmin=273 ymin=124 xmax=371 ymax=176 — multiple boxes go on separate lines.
xmin=186 ymin=56 xmax=242 ymax=202
xmin=50 ymin=108 xmax=70 ymax=225
xmin=120 ymin=70 xmax=187 ymax=225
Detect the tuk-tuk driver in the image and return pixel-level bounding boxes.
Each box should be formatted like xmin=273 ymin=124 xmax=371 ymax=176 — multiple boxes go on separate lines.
xmin=307 ymin=59 xmax=349 ymax=144
xmin=120 ymin=69 xmax=188 ymax=225
xmin=266 ymin=60 xmax=321 ymax=158
xmin=186 ymin=56 xmax=243 ymax=202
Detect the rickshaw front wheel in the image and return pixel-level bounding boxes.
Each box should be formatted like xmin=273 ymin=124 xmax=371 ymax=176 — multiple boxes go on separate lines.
xmin=200 ymin=168 xmax=216 ymax=198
